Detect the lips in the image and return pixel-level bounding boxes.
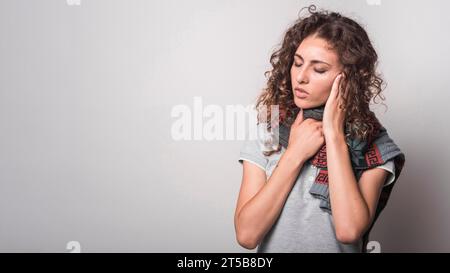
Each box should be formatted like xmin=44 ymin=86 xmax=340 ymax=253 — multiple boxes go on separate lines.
xmin=294 ymin=87 xmax=309 ymax=94
xmin=294 ymin=87 xmax=309 ymax=99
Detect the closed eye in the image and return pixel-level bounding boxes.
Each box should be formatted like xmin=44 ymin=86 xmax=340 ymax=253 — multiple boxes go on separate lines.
xmin=293 ymin=61 xmax=327 ymax=74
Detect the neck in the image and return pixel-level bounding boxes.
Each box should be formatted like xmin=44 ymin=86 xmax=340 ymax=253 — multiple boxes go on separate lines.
xmin=287 ymin=105 xmax=325 ymax=123
xmin=302 ymin=105 xmax=325 ymax=121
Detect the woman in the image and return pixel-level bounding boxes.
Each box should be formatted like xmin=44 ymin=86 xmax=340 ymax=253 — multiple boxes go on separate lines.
xmin=234 ymin=5 xmax=405 ymax=253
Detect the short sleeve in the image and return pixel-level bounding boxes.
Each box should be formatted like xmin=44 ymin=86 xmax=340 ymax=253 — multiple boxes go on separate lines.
xmin=375 ymin=159 xmax=396 ymax=187
xmin=238 ymin=137 xmax=268 ymax=171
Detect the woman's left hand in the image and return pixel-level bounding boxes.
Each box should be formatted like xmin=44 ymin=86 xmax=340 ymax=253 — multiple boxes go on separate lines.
xmin=323 ymin=73 xmax=346 ymax=140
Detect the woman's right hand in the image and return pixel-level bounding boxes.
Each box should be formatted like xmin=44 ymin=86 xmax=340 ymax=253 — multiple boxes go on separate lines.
xmin=286 ymin=108 xmax=325 ymax=163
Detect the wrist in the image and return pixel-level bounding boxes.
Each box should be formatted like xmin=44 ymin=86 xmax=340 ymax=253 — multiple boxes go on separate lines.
xmin=325 ymin=130 xmax=346 ymax=144
xmin=283 ymin=148 xmax=307 ymax=169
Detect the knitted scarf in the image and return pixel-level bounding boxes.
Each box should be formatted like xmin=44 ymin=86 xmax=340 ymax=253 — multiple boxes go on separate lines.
xmin=278 ymin=105 xmax=405 ymax=251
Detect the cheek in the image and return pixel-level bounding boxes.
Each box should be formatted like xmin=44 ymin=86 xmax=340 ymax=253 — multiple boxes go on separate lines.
xmin=311 ymin=75 xmax=334 ymax=98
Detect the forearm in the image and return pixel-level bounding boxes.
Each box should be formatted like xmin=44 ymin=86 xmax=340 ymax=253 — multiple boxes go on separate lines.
xmin=236 ymin=150 xmax=305 ymax=246
xmin=325 ymin=133 xmax=370 ymax=241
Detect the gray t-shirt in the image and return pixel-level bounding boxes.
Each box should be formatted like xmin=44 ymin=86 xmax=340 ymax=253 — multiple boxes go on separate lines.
xmin=238 ymin=136 xmax=396 ymax=253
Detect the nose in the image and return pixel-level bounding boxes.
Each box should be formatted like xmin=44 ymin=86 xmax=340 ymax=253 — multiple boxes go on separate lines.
xmin=295 ymin=66 xmax=309 ymax=84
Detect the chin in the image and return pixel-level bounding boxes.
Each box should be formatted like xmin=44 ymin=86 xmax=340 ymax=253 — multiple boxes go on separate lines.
xmin=294 ymin=97 xmax=324 ymax=110
xmin=294 ymin=97 xmax=313 ymax=109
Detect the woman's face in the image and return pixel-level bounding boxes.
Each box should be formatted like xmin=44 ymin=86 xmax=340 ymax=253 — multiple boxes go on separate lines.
xmin=290 ymin=35 xmax=343 ymax=109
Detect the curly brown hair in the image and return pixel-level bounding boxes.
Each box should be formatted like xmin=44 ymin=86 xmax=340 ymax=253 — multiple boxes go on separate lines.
xmin=256 ymin=5 xmax=385 ymax=153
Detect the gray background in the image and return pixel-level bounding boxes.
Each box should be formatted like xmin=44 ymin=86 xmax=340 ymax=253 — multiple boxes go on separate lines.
xmin=0 ymin=0 xmax=449 ymax=252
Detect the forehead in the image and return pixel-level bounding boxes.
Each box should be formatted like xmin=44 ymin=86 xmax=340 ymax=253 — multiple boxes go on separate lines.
xmin=295 ymin=35 xmax=339 ymax=64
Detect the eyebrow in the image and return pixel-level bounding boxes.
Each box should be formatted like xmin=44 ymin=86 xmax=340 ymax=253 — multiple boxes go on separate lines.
xmin=294 ymin=53 xmax=331 ymax=66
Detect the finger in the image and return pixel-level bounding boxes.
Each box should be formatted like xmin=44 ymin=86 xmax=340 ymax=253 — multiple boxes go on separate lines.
xmin=331 ymin=74 xmax=343 ymax=100
xmin=294 ymin=108 xmax=304 ymax=125
xmin=340 ymin=75 xmax=349 ymax=101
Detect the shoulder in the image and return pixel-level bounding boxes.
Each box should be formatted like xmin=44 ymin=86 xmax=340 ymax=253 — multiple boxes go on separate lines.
xmin=238 ymin=123 xmax=283 ymax=172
